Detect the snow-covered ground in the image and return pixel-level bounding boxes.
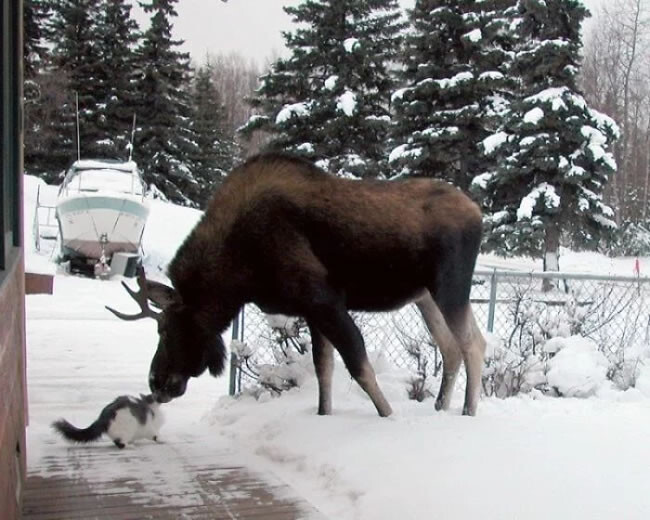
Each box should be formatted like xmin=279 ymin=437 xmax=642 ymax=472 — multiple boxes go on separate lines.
xmin=24 ymin=175 xmax=650 ymax=519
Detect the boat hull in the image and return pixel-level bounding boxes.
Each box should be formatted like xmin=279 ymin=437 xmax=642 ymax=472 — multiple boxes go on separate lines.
xmin=56 ymin=194 xmax=149 ymax=260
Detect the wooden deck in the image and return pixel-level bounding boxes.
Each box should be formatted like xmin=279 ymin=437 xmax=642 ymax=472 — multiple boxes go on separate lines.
xmin=23 ymin=438 xmax=325 ymax=519
xmin=24 ymin=296 xmax=327 ymax=519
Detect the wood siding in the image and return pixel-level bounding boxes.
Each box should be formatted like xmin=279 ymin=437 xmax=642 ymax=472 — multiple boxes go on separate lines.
xmin=2 ymin=0 xmax=26 ymax=514
xmin=0 ymin=254 xmax=27 ymax=519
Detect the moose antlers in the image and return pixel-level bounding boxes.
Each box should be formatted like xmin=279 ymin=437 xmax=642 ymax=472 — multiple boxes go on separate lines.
xmin=105 ymin=266 xmax=162 ymax=322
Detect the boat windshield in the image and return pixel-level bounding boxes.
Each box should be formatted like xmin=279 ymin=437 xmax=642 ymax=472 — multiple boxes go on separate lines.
xmin=60 ymin=160 xmax=145 ymax=197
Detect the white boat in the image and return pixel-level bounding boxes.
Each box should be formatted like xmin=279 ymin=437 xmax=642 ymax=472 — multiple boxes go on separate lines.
xmin=56 ymin=159 xmax=150 ymax=274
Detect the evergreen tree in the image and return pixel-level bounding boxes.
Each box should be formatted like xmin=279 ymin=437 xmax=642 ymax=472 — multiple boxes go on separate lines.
xmin=135 ymin=0 xmax=200 ymax=206
xmin=24 ymin=0 xmax=51 ymax=81
xmin=472 ymin=0 xmax=618 ymax=271
xmin=23 ymin=0 xmax=58 ymax=176
xmin=389 ymin=0 xmax=516 ymax=189
xmin=241 ymin=0 xmax=405 ymax=178
xmin=190 ymin=63 xmax=239 ymax=208
xmin=49 ymin=0 xmax=106 ymax=161
xmin=94 ymin=0 xmax=141 ymax=159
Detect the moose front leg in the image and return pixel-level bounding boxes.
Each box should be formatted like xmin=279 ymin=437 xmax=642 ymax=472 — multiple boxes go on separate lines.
xmin=309 ymin=324 xmax=334 ymax=415
xmin=308 ymin=304 xmax=393 ymax=418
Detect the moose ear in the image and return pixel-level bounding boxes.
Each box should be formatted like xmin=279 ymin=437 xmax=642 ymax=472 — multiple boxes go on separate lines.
xmin=145 ymin=280 xmax=180 ymax=310
xmin=206 ymin=336 xmax=227 ymax=377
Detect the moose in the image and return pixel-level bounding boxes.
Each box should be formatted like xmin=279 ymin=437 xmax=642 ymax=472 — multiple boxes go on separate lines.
xmin=107 ymin=153 xmax=486 ymax=417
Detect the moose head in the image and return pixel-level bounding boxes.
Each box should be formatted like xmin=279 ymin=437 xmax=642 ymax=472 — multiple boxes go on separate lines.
xmin=106 ymin=267 xmax=226 ymax=402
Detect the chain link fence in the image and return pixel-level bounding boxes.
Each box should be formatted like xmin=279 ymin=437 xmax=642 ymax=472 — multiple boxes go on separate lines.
xmin=228 ymin=270 xmax=650 ymax=396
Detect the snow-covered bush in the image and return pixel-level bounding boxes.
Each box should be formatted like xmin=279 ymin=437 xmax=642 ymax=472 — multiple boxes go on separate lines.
xmin=232 ymin=313 xmax=313 ymax=398
xmin=482 ymin=332 xmax=548 ymax=398
xmin=402 ymin=338 xmax=436 ymax=402
xmin=546 ymin=336 xmax=608 ymax=397
xmin=479 ymin=279 xmax=647 ymax=397
xmin=482 ymin=285 xmax=586 ymax=397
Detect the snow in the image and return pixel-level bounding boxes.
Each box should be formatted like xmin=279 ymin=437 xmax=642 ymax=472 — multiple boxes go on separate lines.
xmin=23 ymin=175 xmax=650 ymax=519
xmin=297 ymin=142 xmax=316 ymax=154
xmin=434 ymin=71 xmax=473 ymax=90
xmin=60 ymin=167 xmax=145 ymax=197
xmin=582 ymin=124 xmax=606 ymax=146
xmin=517 ymin=182 xmax=560 ymax=220
xmin=337 ymin=90 xmax=357 ymax=116
xmin=481 ymin=131 xmax=508 ymax=155
xmin=526 ymin=86 xmax=587 ymax=112
xmin=73 ymin=159 xmax=138 ymax=172
xmin=324 ymin=75 xmax=339 ymax=90
xmin=207 ymin=371 xmax=650 ymax=520
xmin=546 ymin=336 xmax=609 ymax=397
xmin=464 ymin=28 xmax=482 ymax=42
xmin=388 ymin=143 xmax=423 ymax=163
xmin=421 ymin=126 xmax=459 ymax=138
xmin=523 ymin=106 xmax=544 ymax=124
xmin=276 ymin=101 xmax=312 ymax=124
xmin=478 ymin=71 xmax=504 ymax=81
xmin=343 ymin=38 xmax=360 ymax=53
xmin=390 ymin=87 xmax=407 ymax=103
xmin=590 ymin=107 xmax=621 ymax=140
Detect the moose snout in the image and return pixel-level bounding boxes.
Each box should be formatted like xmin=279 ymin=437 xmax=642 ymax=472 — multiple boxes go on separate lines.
xmin=149 ymin=371 xmax=187 ymax=402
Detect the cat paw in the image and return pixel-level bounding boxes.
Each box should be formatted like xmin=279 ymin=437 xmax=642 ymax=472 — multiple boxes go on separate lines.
xmin=114 ymin=440 xmax=126 ymax=449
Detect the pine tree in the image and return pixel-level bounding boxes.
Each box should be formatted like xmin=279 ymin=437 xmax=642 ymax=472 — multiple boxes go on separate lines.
xmin=389 ymin=0 xmax=516 ymax=189
xmin=241 ymin=0 xmax=405 ymax=178
xmin=94 ymin=0 xmax=141 ymax=159
xmin=135 ymin=0 xmax=200 ymax=206
xmin=190 ymin=63 xmax=239 ymax=208
xmin=472 ymin=0 xmax=619 ymax=270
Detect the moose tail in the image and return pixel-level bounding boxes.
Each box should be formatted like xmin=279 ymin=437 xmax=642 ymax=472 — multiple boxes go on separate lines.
xmin=52 ymin=417 xmax=107 ymax=443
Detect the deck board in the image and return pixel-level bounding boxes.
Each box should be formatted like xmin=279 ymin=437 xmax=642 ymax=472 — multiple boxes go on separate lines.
xmin=23 ymin=439 xmax=325 ymax=519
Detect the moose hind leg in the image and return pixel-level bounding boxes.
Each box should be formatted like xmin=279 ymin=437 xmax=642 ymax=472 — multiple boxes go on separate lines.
xmin=448 ymin=305 xmax=486 ymax=416
xmin=416 ymin=293 xmax=462 ymax=411
xmin=309 ymin=305 xmax=393 ymax=417
xmin=308 ymin=323 xmax=334 ymax=415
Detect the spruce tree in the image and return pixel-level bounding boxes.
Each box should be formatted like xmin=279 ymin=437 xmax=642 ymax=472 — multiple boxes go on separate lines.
xmin=389 ymin=0 xmax=516 ymax=189
xmin=472 ymin=0 xmax=618 ymax=270
xmin=135 ymin=0 xmax=200 ymax=206
xmin=241 ymin=0 xmax=405 ymax=178
xmin=49 ymin=0 xmax=106 ymax=161
xmin=24 ymin=0 xmax=51 ymax=81
xmin=24 ymin=0 xmax=58 ymax=176
xmin=94 ymin=0 xmax=141 ymax=159
xmin=190 ymin=64 xmax=239 ymax=208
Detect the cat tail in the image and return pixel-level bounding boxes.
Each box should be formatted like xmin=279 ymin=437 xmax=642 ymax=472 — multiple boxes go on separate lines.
xmin=51 ymin=416 xmax=108 ymax=443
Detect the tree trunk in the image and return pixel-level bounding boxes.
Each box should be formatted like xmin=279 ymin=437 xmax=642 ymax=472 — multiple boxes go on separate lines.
xmin=542 ymin=220 xmax=561 ymax=292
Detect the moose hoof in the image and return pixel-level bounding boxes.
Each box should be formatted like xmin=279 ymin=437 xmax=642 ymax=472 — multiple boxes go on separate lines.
xmin=462 ymin=405 xmax=477 ymax=417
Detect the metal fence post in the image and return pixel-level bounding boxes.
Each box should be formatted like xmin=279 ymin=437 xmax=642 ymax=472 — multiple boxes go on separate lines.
xmin=228 ymin=309 xmax=242 ymax=396
xmin=487 ymin=269 xmax=498 ymax=333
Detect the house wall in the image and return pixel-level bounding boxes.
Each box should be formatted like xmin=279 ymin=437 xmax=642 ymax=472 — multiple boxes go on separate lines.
xmin=0 ymin=256 xmax=27 ymax=519
xmin=1 ymin=0 xmax=26 ymax=517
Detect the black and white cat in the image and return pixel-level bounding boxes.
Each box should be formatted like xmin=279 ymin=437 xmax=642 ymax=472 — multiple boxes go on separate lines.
xmin=52 ymin=393 xmax=165 ymax=449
